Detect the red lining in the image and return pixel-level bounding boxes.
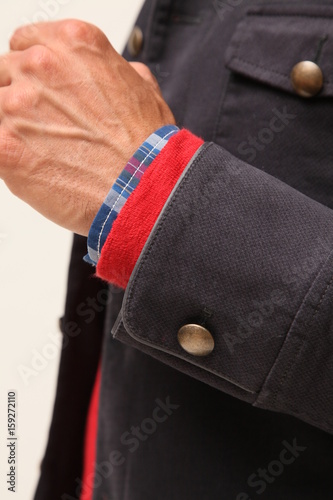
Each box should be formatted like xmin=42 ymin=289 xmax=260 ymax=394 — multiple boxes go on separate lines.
xmin=80 ymin=366 xmax=101 ymax=500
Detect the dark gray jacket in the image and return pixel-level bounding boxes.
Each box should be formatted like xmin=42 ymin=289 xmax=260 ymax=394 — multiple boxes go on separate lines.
xmin=35 ymin=1 xmax=333 ymax=499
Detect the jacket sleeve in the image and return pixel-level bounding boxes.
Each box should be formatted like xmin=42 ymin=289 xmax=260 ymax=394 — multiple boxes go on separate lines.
xmin=96 ymin=129 xmax=333 ymax=435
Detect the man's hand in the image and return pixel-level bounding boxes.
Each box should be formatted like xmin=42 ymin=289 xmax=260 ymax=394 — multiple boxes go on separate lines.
xmin=0 ymin=20 xmax=175 ymax=236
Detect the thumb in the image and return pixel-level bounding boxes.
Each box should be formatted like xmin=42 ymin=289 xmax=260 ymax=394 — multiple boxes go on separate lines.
xmin=129 ymin=62 xmax=162 ymax=96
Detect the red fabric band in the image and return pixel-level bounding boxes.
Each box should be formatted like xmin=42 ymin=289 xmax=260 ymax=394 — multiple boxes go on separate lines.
xmin=96 ymin=129 xmax=204 ymax=287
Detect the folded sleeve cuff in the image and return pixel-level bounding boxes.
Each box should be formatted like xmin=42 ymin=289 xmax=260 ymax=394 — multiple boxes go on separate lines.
xmin=84 ymin=125 xmax=179 ymax=266
xmin=96 ymin=129 xmax=204 ymax=287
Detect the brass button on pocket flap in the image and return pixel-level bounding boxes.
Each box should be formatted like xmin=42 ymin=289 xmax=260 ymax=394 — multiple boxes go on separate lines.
xmin=225 ymin=5 xmax=333 ymax=98
xmin=291 ymin=61 xmax=323 ymax=98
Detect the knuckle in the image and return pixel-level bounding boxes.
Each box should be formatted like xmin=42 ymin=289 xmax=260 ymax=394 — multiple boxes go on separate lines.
xmin=3 ymin=92 xmax=21 ymax=115
xmin=23 ymin=45 xmax=54 ymax=73
xmin=61 ymin=20 xmax=93 ymax=42
xmin=60 ymin=19 xmax=107 ymax=48
xmin=92 ymin=29 xmax=109 ymax=49
xmin=10 ymin=25 xmax=38 ymax=50
xmin=3 ymin=87 xmax=33 ymax=115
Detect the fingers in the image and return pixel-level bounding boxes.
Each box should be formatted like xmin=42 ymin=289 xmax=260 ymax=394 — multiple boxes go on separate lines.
xmin=10 ymin=21 xmax=59 ymax=51
xmin=129 ymin=62 xmax=162 ymax=95
xmin=10 ymin=19 xmax=110 ymax=52
xmin=0 ymin=48 xmax=45 ymax=121
xmin=0 ymin=47 xmax=51 ymax=90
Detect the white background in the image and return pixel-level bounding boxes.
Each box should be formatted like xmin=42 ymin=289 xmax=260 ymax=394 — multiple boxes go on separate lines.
xmin=0 ymin=1 xmax=142 ymax=498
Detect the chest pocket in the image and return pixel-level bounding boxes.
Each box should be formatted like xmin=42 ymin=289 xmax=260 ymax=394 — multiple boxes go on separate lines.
xmin=216 ymin=4 xmax=333 ymax=209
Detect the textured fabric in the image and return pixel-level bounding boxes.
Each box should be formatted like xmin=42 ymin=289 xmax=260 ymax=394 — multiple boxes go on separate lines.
xmin=114 ymin=142 xmax=333 ymax=433
xmin=85 ymin=125 xmax=179 ymax=265
xmin=96 ymin=130 xmax=204 ymax=287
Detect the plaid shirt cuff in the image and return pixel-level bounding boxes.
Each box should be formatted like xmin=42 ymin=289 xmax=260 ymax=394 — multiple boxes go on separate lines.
xmin=84 ymin=125 xmax=179 ymax=266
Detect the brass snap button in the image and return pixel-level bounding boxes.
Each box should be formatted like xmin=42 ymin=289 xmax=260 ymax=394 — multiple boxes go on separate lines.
xmin=291 ymin=61 xmax=323 ymax=98
xmin=177 ymin=324 xmax=214 ymax=357
xmin=127 ymin=26 xmax=143 ymax=58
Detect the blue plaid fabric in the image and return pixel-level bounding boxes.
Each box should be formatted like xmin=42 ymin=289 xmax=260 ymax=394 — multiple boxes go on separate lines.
xmin=84 ymin=125 xmax=179 ymax=266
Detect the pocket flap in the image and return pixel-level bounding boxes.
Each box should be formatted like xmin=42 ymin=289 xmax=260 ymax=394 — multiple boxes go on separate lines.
xmin=225 ymin=5 xmax=333 ymax=97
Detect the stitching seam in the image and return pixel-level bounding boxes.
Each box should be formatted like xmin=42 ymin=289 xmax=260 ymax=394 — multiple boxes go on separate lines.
xmin=271 ymin=269 xmax=333 ymax=410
